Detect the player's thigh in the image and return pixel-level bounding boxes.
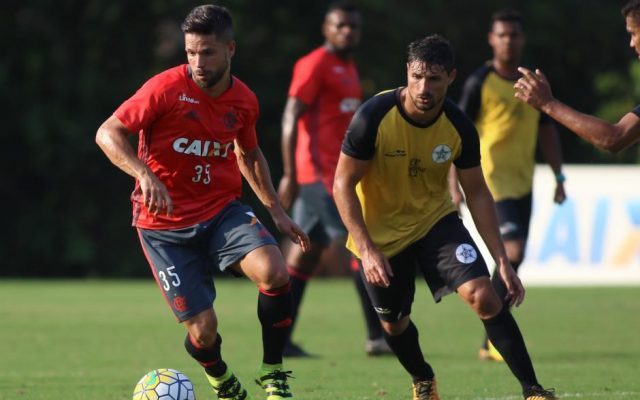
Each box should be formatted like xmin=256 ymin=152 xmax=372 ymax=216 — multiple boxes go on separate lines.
xmin=138 ymin=228 xmax=216 ymax=322
xmin=356 ymin=248 xmax=418 ymax=323
xmin=413 ymin=212 xmax=490 ymax=303
xmin=208 ymin=201 xmax=278 ymax=271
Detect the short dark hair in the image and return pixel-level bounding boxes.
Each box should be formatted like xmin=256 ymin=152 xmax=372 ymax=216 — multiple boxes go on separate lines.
xmin=490 ymin=8 xmax=525 ymax=31
xmin=622 ymin=0 xmax=640 ymax=22
xmin=407 ymin=35 xmax=455 ymax=73
xmin=181 ymin=4 xmax=234 ymax=41
xmin=327 ymin=1 xmax=359 ymax=15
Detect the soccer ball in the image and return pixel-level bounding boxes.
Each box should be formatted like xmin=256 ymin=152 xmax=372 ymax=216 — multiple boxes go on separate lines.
xmin=132 ymin=368 xmax=195 ymax=400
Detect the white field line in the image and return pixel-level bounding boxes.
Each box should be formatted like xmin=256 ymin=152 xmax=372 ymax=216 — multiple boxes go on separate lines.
xmin=466 ymin=391 xmax=640 ymax=400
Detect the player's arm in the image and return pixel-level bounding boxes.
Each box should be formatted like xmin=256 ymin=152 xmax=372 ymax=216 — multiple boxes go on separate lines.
xmin=515 ymin=67 xmax=640 ymax=153
xmin=95 ymin=115 xmax=172 ymax=215
xmin=538 ymin=121 xmax=566 ymax=204
xmin=456 ymin=166 xmax=524 ymax=306
xmin=277 ymin=97 xmax=309 ymax=210
xmin=235 ymin=143 xmax=310 ymax=251
xmin=333 ymin=153 xmax=393 ymax=288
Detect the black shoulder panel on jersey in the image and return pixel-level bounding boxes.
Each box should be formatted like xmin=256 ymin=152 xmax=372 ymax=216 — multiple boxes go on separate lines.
xmin=443 ymin=98 xmax=481 ymax=169
xmin=342 ymin=89 xmax=398 ymax=160
xmin=458 ymin=64 xmax=492 ymax=122
xmin=632 ymin=104 xmax=640 ymax=118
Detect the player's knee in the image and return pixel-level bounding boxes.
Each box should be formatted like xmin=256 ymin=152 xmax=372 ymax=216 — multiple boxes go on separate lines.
xmin=380 ymin=318 xmax=409 ymax=336
xmin=260 ymin=264 xmax=290 ymax=290
xmin=463 ymin=282 xmax=501 ymax=319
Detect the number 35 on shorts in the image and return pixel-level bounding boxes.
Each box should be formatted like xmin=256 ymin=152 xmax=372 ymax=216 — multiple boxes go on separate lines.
xmin=158 ymin=266 xmax=181 ymax=291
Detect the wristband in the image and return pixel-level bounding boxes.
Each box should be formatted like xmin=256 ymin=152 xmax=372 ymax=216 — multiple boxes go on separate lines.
xmin=555 ymin=172 xmax=566 ymax=183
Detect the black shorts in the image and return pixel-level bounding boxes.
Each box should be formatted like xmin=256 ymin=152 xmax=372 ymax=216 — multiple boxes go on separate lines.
xmin=291 ymin=182 xmax=346 ymax=247
xmin=138 ymin=201 xmax=277 ymax=322
xmin=495 ymin=192 xmax=532 ymax=241
xmin=360 ymin=212 xmax=490 ymax=322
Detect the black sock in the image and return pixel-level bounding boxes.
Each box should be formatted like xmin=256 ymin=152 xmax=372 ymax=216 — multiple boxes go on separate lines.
xmin=258 ymin=282 xmax=293 ymax=364
xmin=352 ymin=270 xmax=383 ymax=339
xmin=184 ymin=333 xmax=227 ymax=377
xmin=482 ymin=306 xmax=539 ymax=390
xmin=287 ymin=268 xmax=310 ymax=341
xmin=383 ymin=321 xmax=434 ymax=382
xmin=483 ymin=260 xmax=521 ymax=348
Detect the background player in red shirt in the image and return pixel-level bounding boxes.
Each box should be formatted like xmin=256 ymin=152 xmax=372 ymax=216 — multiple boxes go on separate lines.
xmin=277 ymin=1 xmax=390 ymax=357
xmin=95 ymin=5 xmax=309 ymax=400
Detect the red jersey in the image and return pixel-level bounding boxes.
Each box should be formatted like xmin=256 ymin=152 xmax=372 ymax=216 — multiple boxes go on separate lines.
xmin=288 ymin=47 xmax=361 ymax=192
xmin=114 ymin=65 xmax=259 ymax=229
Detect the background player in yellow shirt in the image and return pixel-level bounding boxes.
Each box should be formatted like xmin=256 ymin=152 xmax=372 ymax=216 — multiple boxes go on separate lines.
xmin=334 ymin=34 xmax=557 ymax=400
xmin=451 ymin=9 xmax=566 ymax=362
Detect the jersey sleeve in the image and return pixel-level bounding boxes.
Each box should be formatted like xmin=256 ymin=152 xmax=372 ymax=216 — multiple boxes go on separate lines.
xmin=444 ymin=100 xmax=481 ymax=169
xmin=458 ymin=75 xmax=482 ymax=121
xmin=632 ymin=105 xmax=640 ymax=118
xmin=342 ymin=91 xmax=396 ymax=160
xmin=114 ymin=75 xmax=169 ymax=134
xmin=287 ymin=54 xmax=324 ymax=106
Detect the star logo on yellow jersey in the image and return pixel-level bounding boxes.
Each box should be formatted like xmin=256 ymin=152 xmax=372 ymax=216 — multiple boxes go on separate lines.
xmin=432 ymin=144 xmax=452 ymax=164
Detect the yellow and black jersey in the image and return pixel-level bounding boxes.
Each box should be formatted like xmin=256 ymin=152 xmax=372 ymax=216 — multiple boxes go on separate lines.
xmin=342 ymin=88 xmax=480 ymax=258
xmin=459 ymin=64 xmax=551 ymax=201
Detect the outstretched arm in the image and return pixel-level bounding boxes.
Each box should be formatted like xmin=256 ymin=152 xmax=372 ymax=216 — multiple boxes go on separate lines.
xmin=236 ymin=143 xmax=310 ymax=252
xmin=333 ymin=153 xmax=393 ymax=288
xmin=457 ymin=166 xmax=524 ymax=307
xmin=515 ymin=67 xmax=640 ymax=154
xmin=96 ymin=115 xmax=172 ymax=216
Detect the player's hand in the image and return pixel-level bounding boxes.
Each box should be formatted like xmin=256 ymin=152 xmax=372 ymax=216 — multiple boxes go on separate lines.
xmin=277 ymin=175 xmax=298 ymax=210
xmin=554 ymin=182 xmax=567 ymax=204
xmin=138 ymin=168 xmax=173 ymax=216
xmin=497 ymin=261 xmax=525 ymax=307
xmin=514 ymin=67 xmax=554 ymax=111
xmin=271 ymin=209 xmax=310 ymax=252
xmin=360 ymin=246 xmax=393 ymax=288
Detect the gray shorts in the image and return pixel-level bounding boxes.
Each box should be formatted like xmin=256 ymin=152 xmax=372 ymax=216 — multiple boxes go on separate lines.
xmin=292 ymin=182 xmax=346 ymax=247
xmin=137 ymin=201 xmax=277 ymax=322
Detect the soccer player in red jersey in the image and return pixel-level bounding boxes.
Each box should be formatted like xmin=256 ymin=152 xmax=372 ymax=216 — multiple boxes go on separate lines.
xmin=276 ymin=1 xmax=390 ymax=357
xmin=515 ymin=0 xmax=640 ymax=153
xmin=96 ymin=5 xmax=309 ymax=400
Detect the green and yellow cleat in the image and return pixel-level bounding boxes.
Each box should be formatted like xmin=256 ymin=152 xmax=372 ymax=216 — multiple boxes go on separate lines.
xmin=255 ymin=364 xmax=293 ymax=399
xmin=523 ymin=386 xmax=558 ymax=400
xmin=206 ymin=369 xmax=253 ymax=400
xmin=478 ymin=340 xmax=504 ymax=362
xmin=412 ymin=378 xmax=440 ymax=400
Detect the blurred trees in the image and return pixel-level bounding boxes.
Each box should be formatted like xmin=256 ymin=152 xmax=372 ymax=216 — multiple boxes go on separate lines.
xmin=3 ymin=0 xmax=637 ymax=277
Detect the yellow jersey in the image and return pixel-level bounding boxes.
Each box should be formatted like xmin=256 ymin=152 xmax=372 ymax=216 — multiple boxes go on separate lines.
xmin=459 ymin=65 xmax=550 ymax=200
xmin=341 ymin=89 xmax=480 ymax=258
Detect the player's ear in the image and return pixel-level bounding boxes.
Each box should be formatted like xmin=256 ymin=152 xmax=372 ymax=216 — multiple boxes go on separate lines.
xmin=227 ymin=40 xmax=236 ymax=58
xmin=448 ymin=68 xmax=457 ymax=85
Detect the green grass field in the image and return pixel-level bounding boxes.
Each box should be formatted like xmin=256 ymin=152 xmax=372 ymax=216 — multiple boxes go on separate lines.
xmin=1 ymin=279 xmax=639 ymax=400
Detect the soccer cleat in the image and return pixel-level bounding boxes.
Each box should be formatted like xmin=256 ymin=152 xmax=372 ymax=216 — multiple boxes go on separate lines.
xmin=478 ymin=340 xmax=504 ymax=362
xmin=206 ymin=370 xmax=253 ymax=400
xmin=412 ymin=378 xmax=440 ymax=400
xmin=282 ymin=341 xmax=311 ymax=358
xmin=365 ymin=337 xmax=393 ymax=356
xmin=523 ymin=386 xmax=558 ymax=399
xmin=255 ymin=365 xmax=294 ymax=399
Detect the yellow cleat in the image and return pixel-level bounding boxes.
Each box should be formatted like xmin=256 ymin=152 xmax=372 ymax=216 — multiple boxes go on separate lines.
xmin=206 ymin=369 xmax=253 ymax=400
xmin=478 ymin=340 xmax=504 ymax=362
xmin=523 ymin=386 xmax=558 ymax=399
xmin=412 ymin=378 xmax=440 ymax=400
xmin=255 ymin=364 xmax=293 ymax=399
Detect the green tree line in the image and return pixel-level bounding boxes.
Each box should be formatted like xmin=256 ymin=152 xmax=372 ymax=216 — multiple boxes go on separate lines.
xmin=4 ymin=0 xmax=638 ymax=277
